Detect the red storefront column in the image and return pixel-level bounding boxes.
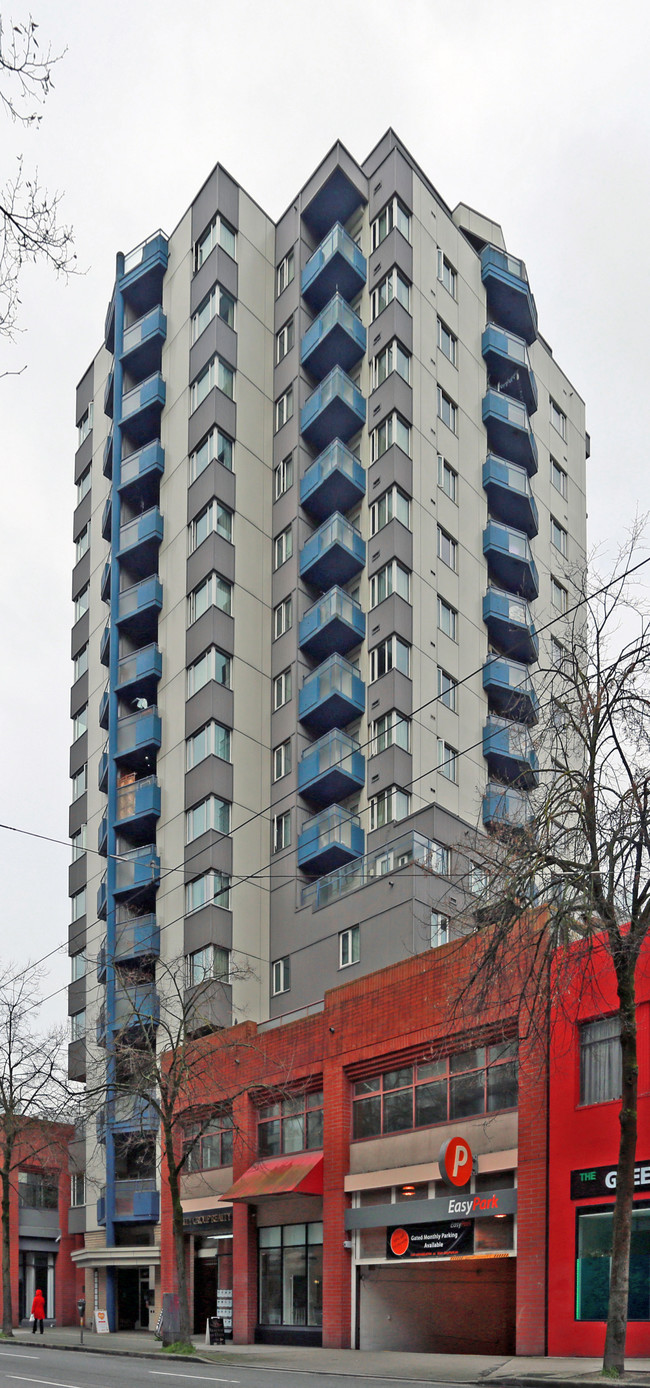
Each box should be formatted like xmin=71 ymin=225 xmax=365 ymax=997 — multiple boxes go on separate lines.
xmin=322 ymin=1058 xmax=351 ymax=1349
xmin=231 ymin=1089 xmax=258 ymax=1344
xmin=515 ymin=1026 xmax=548 ymax=1354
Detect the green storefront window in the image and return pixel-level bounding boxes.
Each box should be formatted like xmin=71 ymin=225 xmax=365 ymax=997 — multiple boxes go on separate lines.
xmin=576 ymin=1206 xmax=650 ymax=1321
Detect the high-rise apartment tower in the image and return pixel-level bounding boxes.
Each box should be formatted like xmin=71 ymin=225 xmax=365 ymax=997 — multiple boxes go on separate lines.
xmin=67 ymin=131 xmax=587 ymax=1323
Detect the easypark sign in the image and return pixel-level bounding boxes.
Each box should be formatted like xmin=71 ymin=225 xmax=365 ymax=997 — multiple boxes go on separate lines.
xmin=438 ymin=1135 xmax=474 ymax=1188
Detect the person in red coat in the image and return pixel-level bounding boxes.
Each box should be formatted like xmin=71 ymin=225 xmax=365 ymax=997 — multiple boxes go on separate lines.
xmin=31 ymin=1288 xmax=46 ymax=1335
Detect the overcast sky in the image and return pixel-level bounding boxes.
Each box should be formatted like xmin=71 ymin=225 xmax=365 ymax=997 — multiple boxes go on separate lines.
xmin=1 ymin=0 xmax=648 ymax=1026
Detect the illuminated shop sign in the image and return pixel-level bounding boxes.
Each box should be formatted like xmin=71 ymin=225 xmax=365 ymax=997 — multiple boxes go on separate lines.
xmin=345 ymin=1185 xmax=517 ymax=1230
xmin=387 ymin=1219 xmax=473 ymax=1259
xmin=570 ymin=1160 xmax=650 ymax=1201
xmin=182 ymin=1208 xmax=233 ymax=1233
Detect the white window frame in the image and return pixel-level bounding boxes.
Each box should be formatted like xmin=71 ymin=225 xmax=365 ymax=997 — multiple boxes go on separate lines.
xmin=71 ymin=952 xmax=86 ymax=982
xmin=370 ymin=710 xmax=410 ymax=756
xmin=190 ymin=426 xmax=234 ymax=480
xmin=75 ymin=524 xmax=90 ymax=562
xmin=437 ymin=317 xmax=457 ymax=365
xmin=194 ymin=214 xmax=236 ymax=271
xmin=371 ymin=196 xmax=411 ymax=250
xmin=77 ymin=404 xmax=93 ymax=447
xmin=371 ymin=411 xmax=411 ymax=461
xmin=190 ymin=355 xmax=234 ymax=411
xmin=437 ymin=385 xmax=458 ymax=434
xmin=186 ymin=720 xmax=232 ymax=770
xmin=437 ymin=668 xmax=457 ymax=711
xmin=272 ymin=957 xmax=291 ymax=995
xmin=551 ymin=457 xmax=568 ymax=497
xmin=188 ymin=944 xmax=231 ymax=988
xmin=339 ymin=924 xmax=360 ymax=968
xmin=273 ymin=596 xmax=293 ymax=640
xmin=273 ymin=739 xmax=292 ymax=782
xmin=71 ymin=766 xmax=87 ymax=800
xmin=186 ymin=795 xmax=231 ymax=843
xmin=70 ymin=1011 xmax=86 ymax=1042
xmin=71 ymin=887 xmax=86 ymax=922
xmin=369 ymin=785 xmax=411 ymax=831
xmin=370 ymin=485 xmax=411 ymax=535
xmin=276 ymin=317 xmax=294 ymax=362
xmin=73 ymin=645 xmax=88 ymax=681
xmin=185 ymin=871 xmax=231 ymax=913
xmin=551 ymin=576 xmax=568 ymax=613
xmin=274 ymin=453 xmax=293 ymax=499
xmin=372 ymin=338 xmax=410 ymax=389
xmin=189 ymin=571 xmax=233 ymax=624
xmin=76 ymin=466 xmax=91 ymax=503
xmin=437 ymin=596 xmax=458 ymax=641
xmin=369 ymin=559 xmax=411 ymax=609
xmin=71 ymin=1173 xmax=85 ymax=1207
xmin=429 ymin=840 xmax=450 ymax=874
xmin=190 ymin=498 xmax=233 ymax=552
xmin=274 ymin=525 xmax=293 ymax=570
xmin=74 ymin=585 xmax=89 ymax=622
xmin=437 ymin=525 xmax=458 ymax=571
xmin=273 ymin=667 xmax=292 ymax=711
xmin=438 ymin=454 xmax=458 ymax=502
xmin=72 ymin=705 xmax=88 ymax=741
xmin=71 ymin=826 xmax=87 ymax=862
xmin=430 ymin=911 xmax=450 ymax=948
xmin=438 ymin=739 xmax=458 ymax=782
xmin=370 ymin=266 xmax=411 ymax=321
xmin=276 ymin=249 xmax=295 ymax=297
xmin=275 ymin=386 xmax=293 ymax=432
xmin=551 ymin=516 xmax=568 ymax=556
xmin=437 ymin=250 xmax=457 ymax=298
xmin=369 ymin=634 xmax=411 ymax=682
xmin=187 ymin=646 xmax=232 ymax=696
xmin=191 ymin=284 xmax=236 ymax=342
xmin=550 ymin=398 xmax=567 ymax=440
xmin=273 ymin=810 xmax=291 ymax=854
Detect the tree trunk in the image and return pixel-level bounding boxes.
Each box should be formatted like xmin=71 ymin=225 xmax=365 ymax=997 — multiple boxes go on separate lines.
xmin=1 ymin=1156 xmax=13 ymax=1335
xmin=603 ymin=960 xmax=638 ymax=1372
xmin=162 ymin=1118 xmax=191 ymax=1345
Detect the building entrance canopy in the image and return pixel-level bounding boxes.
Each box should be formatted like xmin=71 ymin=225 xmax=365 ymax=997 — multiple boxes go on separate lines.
xmin=223 ymin=1152 xmax=323 ymax=1202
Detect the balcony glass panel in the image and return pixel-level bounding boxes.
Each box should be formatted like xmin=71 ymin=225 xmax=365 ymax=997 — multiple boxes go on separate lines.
xmin=113 ymin=844 xmax=161 ymax=896
xmin=298 ymin=804 xmax=364 ymax=874
xmin=114 ymin=982 xmax=160 ymax=1029
xmin=299 ymin=585 xmax=365 ymax=660
xmin=301 ymin=366 xmax=365 ymax=450
xmin=298 ymin=730 xmax=365 ymax=807
xmin=483 ymin=587 xmax=538 ymax=664
xmin=301 ymin=830 xmax=435 ymax=910
xmin=115 ymin=707 xmax=162 ymax=767
xmin=119 ymin=440 xmax=165 ymax=496
xmin=483 ymin=656 xmax=539 ymax=725
xmin=300 ymin=512 xmax=365 ymax=591
xmin=300 ymin=439 xmax=365 ymax=521
xmin=483 ymin=715 xmax=539 ymax=789
xmin=481 ymin=245 xmax=538 ymax=345
xmin=301 ymin=293 xmax=366 ymax=380
xmin=119 ymin=231 xmax=168 ymax=318
xmin=121 ymin=306 xmax=167 ymax=379
xmin=301 ymin=223 xmax=367 ymax=311
xmin=115 ymin=775 xmax=161 ymax=834
xmin=116 ymin=576 xmax=163 ymax=641
xmin=114 ymin=912 xmax=160 ymax=963
xmin=483 ymin=782 xmax=533 ymax=829
xmin=299 ymin=653 xmax=365 ymax=734
xmin=482 ymin=389 xmax=538 ymax=474
xmin=117 ymin=644 xmax=162 ymax=700
xmin=113 ymin=1179 xmax=159 ymax=1222
xmin=482 ymin=323 xmax=538 ymax=415
xmin=483 ymin=521 xmax=539 ymax=601
xmin=120 ymin=372 xmax=166 ymax=447
xmin=482 ymin=454 xmax=538 ymax=537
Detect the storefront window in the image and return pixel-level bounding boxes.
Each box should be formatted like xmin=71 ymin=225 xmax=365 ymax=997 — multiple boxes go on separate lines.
xmin=257 ymin=1091 xmax=323 ymax=1157
xmin=183 ymin=1110 xmax=233 ymax=1171
xmin=577 ymin=1205 xmax=650 ymax=1320
xmin=259 ymin=1223 xmax=323 ymax=1327
xmin=353 ymin=1042 xmax=517 ymax=1139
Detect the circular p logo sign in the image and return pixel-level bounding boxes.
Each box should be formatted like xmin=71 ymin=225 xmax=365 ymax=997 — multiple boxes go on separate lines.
xmin=439 ymin=1136 xmax=473 ymax=1187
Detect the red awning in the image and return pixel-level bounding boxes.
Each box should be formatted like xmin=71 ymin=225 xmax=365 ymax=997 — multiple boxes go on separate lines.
xmin=222 ymin=1152 xmax=324 ymax=1202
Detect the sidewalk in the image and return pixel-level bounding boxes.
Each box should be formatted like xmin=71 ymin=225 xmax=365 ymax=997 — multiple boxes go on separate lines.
xmin=8 ymin=1327 xmax=650 ymax=1383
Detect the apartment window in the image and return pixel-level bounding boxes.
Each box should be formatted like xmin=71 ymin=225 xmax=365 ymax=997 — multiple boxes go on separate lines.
xmin=438 ymin=596 xmax=458 ymax=641
xmin=187 ymin=944 xmax=230 ymax=988
xmin=369 ymin=559 xmax=410 ymax=609
xmin=372 ymin=338 xmax=410 ymax=390
xmin=258 ymin=1090 xmax=323 ymax=1157
xmin=369 ymin=786 xmax=410 ymax=831
xmin=437 ymin=525 xmax=458 ymax=571
xmin=187 ymin=646 xmax=232 ymax=696
xmin=273 ymin=597 xmax=293 ymax=639
xmin=437 ymin=668 xmax=457 ymax=711
xmin=273 ymin=810 xmax=291 ymax=853
xmin=369 ymin=634 xmax=410 ymax=681
xmin=273 ymin=668 xmax=292 ymax=710
xmin=77 ymin=466 xmax=91 ymax=503
xmin=19 ymin=1171 xmax=59 ymax=1209
xmin=70 ymin=1173 xmax=85 ymax=1207
xmin=580 ymin=1016 xmax=622 ymax=1105
xmin=437 ymin=250 xmax=457 ymax=298
xmin=72 ymin=705 xmax=87 ymax=741
xmin=274 ymin=525 xmax=293 ymax=570
xmin=275 ymin=386 xmax=293 ymax=432
xmin=272 ymin=957 xmax=290 ymax=996
xmin=276 ymin=317 xmax=294 ymax=362
xmin=190 ymin=498 xmax=233 ymax=551
xmin=469 ymin=863 xmax=489 ymax=895
xmin=371 ymin=196 xmax=410 ymax=250
xmin=430 ymin=841 xmax=450 ymax=874
xmin=437 ymin=317 xmax=457 ymax=365
xmin=273 ymin=739 xmax=292 ymax=781
xmin=186 ymin=720 xmax=231 ymax=769
xmin=437 ymin=386 xmax=457 ymax=433
xmin=70 ymin=1011 xmax=86 ymax=1043
xmin=183 ymin=1111 xmax=233 ymax=1171
xmin=352 ymin=1042 xmax=517 ymax=1140
xmin=438 ymin=739 xmax=458 ymax=782
xmin=186 ymin=795 xmax=231 ymax=842
xmin=339 ymin=925 xmax=360 ymax=968
xmin=73 ymin=645 xmax=88 ymax=681
xmin=274 ymin=453 xmax=293 ymax=499
xmin=74 ymin=585 xmax=89 ymax=622
xmin=190 ymin=425 xmax=234 ymax=479
xmin=70 ymin=826 xmax=86 ymax=862
xmin=189 ymin=571 xmax=232 ymax=623
xmin=551 ymin=456 xmax=568 ymax=498
xmin=70 ymin=951 xmax=86 ymax=981
xmin=550 ymin=397 xmax=567 ymax=439
xmin=430 ymin=912 xmax=450 ymax=948
xmin=370 ymin=266 xmax=411 ymax=320
xmin=551 ymin=516 xmax=568 ymax=556
xmin=551 ymin=576 xmax=568 ymax=613
xmin=71 ymin=766 xmax=87 ymax=801
xmin=438 ymin=454 xmax=458 ymax=502
xmin=371 ymin=411 xmax=410 ymax=461
xmin=370 ymin=486 xmax=410 ymax=536
xmin=77 ymin=403 xmax=93 ymax=447
xmin=194 ymin=214 xmax=236 ymax=270
xmin=371 ymin=711 xmax=410 ymax=756
xmin=185 ymin=871 xmax=231 ymax=912
xmin=190 ymin=355 xmax=234 ymax=410
xmin=75 ymin=524 xmax=90 ymax=563
xmin=191 ymin=284 xmax=235 ymax=341
xmin=551 ymin=636 xmax=567 ymax=670
xmin=276 ymin=249 xmax=295 ymax=297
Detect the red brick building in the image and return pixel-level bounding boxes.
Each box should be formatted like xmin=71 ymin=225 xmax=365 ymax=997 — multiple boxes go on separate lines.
xmin=162 ymin=925 xmax=549 ymax=1354
xmin=0 ymin=1120 xmax=84 ymax=1327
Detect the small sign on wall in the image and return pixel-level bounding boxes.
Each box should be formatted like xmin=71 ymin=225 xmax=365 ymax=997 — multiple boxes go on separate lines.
xmin=95 ymin=1308 xmax=110 ymax=1334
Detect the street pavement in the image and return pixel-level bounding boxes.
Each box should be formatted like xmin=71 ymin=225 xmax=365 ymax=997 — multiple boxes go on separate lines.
xmin=2 ymin=1331 xmax=650 ymax=1388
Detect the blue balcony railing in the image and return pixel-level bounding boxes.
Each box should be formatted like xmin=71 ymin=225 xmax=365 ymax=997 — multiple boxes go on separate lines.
xmin=481 ymin=245 xmax=538 ymax=345
xmin=98 ymin=743 xmax=109 ymax=792
xmin=99 ymin=687 xmax=109 ymax=730
xmin=115 ymin=707 xmax=162 ymax=767
xmin=482 ymin=323 xmax=538 ymax=415
xmin=100 ymin=622 xmax=111 ymax=668
xmin=97 ymin=873 xmax=107 ymax=919
xmin=301 ymin=366 xmax=365 ymax=450
xmin=117 ymin=506 xmax=164 ymax=570
xmin=299 ymin=585 xmax=365 ymax=660
xmin=114 ymin=912 xmax=160 ymax=965
xmin=298 ymin=804 xmax=364 ymax=875
xmin=101 ymin=496 xmax=112 ymax=541
xmin=300 ymin=512 xmax=365 ymax=591
xmin=104 ymin=366 xmax=114 ymax=420
xmin=112 ymin=1179 xmax=159 ymax=1223
xmin=115 ymin=775 xmax=161 ymax=836
xmin=111 ymin=1091 xmax=159 ymax=1132
xmin=483 ymin=656 xmax=539 ymax=725
xmin=483 ymin=587 xmax=538 ymax=664
xmin=301 ymin=830 xmax=437 ymax=910
xmin=482 ymin=454 xmax=538 ymax=538
xmin=301 ymin=293 xmax=366 ymax=381
xmin=299 ymin=653 xmax=365 ymax=734
xmin=483 ymin=521 xmax=539 ymax=601
xmin=482 ymin=390 xmax=538 ymax=474
xmin=117 ymin=644 xmax=162 ymax=701
xmin=101 ymin=560 xmax=111 ymax=603
xmin=116 ymin=575 xmax=163 ymax=641
xmin=113 ymin=844 xmax=161 ymax=899
xmin=119 ymin=231 xmax=168 ymax=318
xmin=483 ymin=715 xmax=539 ymax=789
xmin=120 ymin=305 xmax=167 ymax=378
xmin=302 ymin=223 xmax=367 ymax=311
xmin=119 ymin=440 xmax=165 ymax=498
xmin=98 ymin=813 xmax=108 ymax=856
xmin=300 ymin=439 xmax=365 ymax=522
xmin=298 ymin=730 xmax=365 ymax=807
xmin=103 ymin=426 xmax=113 ymax=479
xmin=113 ymin=982 xmax=160 ymax=1032
xmin=120 ymin=371 xmax=166 ymax=447
xmin=483 ymin=782 xmax=533 ymax=830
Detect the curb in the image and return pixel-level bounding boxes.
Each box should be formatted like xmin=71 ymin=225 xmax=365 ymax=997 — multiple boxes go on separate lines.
xmin=8 ymin=1340 xmax=210 ymax=1364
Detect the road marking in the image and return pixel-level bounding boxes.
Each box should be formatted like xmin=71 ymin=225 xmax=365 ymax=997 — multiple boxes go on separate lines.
xmin=6 ymin=1378 xmax=81 ymax=1388
xmin=0 ymin=1356 xmax=41 ymax=1359
xmin=149 ymin=1376 xmax=239 ymax=1384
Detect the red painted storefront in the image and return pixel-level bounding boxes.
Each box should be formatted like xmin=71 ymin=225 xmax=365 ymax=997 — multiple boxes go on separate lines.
xmin=548 ymin=936 xmax=650 ymax=1356
xmin=162 ymin=925 xmax=549 ymax=1354
xmin=0 ymin=1120 xmax=84 ymax=1327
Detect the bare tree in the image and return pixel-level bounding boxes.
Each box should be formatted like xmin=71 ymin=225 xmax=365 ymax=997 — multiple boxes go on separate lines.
xmin=456 ymin=534 xmax=650 ymax=1372
xmin=1 ymin=14 xmax=75 ymax=342
xmin=0 ymin=966 xmax=73 ymax=1335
